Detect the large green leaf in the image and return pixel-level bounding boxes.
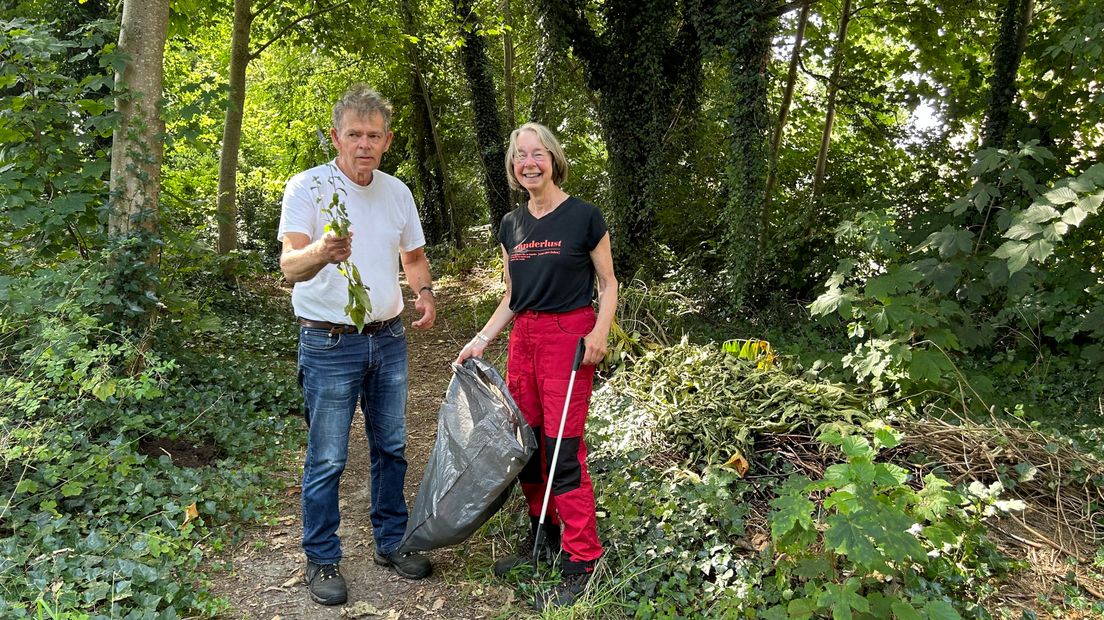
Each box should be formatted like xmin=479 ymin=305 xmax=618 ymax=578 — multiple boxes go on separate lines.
xmin=824 ymin=513 xmax=880 ymax=569
xmin=908 ymin=348 xmax=947 ymax=384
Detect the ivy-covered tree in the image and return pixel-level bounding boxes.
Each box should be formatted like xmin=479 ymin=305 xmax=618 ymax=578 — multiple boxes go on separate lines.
xmin=537 ymin=0 xmax=706 ymax=275
xmin=454 ymin=0 xmax=511 ymax=236
xmin=109 ymin=0 xmax=170 ymax=236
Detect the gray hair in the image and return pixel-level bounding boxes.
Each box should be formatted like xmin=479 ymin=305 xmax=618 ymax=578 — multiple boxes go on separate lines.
xmin=505 ymin=122 xmax=569 ymax=191
xmin=332 ymin=83 xmax=392 ymax=132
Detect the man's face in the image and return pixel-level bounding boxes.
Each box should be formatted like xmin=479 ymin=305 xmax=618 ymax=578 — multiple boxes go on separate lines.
xmin=330 ymin=110 xmax=393 ymax=185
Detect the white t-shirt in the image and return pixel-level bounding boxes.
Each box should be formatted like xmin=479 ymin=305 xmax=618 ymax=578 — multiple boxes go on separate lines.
xmin=277 ymin=161 xmax=426 ymax=324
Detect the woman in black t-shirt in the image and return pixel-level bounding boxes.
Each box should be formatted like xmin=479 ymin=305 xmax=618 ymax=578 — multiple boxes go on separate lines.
xmin=456 ymin=122 xmax=618 ymax=611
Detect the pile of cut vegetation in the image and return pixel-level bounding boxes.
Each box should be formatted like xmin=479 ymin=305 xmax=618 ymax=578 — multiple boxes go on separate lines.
xmin=587 ymin=341 xmax=1104 ymax=618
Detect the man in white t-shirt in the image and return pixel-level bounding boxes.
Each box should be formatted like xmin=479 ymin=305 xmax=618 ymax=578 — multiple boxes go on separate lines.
xmin=277 ymin=84 xmax=436 ymax=606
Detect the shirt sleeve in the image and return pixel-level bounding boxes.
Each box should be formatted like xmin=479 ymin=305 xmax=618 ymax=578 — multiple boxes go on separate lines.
xmin=497 ymin=211 xmax=512 ymax=250
xmin=399 ymin=186 xmax=427 ymax=252
xmin=586 ymin=203 xmax=608 ymax=251
xmin=277 ymin=173 xmax=319 ymax=242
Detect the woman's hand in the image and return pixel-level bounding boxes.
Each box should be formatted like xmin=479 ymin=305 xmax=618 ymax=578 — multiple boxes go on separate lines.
xmin=456 ymin=333 xmax=491 ymax=364
xmin=582 ymin=330 xmax=608 ymax=366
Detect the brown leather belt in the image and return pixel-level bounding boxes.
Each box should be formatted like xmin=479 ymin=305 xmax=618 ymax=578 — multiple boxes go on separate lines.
xmin=297 ymin=316 xmax=398 ymax=336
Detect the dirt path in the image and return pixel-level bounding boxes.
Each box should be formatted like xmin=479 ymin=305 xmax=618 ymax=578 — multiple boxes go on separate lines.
xmin=210 ymin=274 xmax=524 ymax=620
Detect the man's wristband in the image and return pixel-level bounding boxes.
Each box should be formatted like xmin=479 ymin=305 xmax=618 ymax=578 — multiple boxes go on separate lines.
xmin=474 ymin=332 xmax=491 ymax=345
xmin=418 ymin=285 xmax=434 ymax=298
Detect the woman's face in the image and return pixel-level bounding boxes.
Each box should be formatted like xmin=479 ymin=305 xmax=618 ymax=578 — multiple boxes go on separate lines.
xmin=512 ymin=130 xmax=554 ymax=193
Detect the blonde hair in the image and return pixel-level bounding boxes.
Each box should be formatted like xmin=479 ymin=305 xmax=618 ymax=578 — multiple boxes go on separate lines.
xmin=504 ymin=122 xmax=569 ymax=191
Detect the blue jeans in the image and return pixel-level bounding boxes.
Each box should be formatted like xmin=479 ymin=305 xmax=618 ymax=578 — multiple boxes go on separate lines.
xmin=297 ymin=318 xmax=409 ymax=564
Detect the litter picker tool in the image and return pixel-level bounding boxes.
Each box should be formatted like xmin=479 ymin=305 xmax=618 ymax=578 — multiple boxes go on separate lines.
xmin=532 ymin=337 xmax=587 ymax=567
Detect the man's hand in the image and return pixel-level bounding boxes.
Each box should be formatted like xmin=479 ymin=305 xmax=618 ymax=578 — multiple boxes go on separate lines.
xmin=411 ymin=289 xmax=436 ymax=329
xmin=281 ymin=231 xmax=352 ymax=283
xmin=319 ymin=231 xmax=352 ymax=264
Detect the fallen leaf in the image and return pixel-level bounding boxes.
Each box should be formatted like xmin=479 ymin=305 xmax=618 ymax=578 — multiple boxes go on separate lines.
xmin=281 ymin=572 xmax=301 ymax=588
xmin=285 ymin=486 xmax=301 ymax=497
xmin=183 ymin=502 xmax=199 ymax=525
xmin=721 ymin=450 xmax=750 ymax=476
xmin=342 ymin=601 xmax=384 ymax=618
xmin=432 ymin=598 xmax=444 ymax=611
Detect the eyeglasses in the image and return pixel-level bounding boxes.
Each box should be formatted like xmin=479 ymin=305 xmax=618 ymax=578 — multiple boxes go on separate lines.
xmin=512 ymin=150 xmax=548 ymax=163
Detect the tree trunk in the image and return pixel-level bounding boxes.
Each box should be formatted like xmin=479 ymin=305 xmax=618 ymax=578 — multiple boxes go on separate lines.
xmin=761 ymin=0 xmax=809 ymax=251
xmin=402 ymin=0 xmax=459 ymax=247
xmin=108 ymin=0 xmax=170 ymax=235
xmin=974 ymin=0 xmax=1034 ymax=249
xmin=723 ymin=6 xmax=775 ymax=307
xmin=410 ymin=67 xmax=448 ymax=246
xmin=529 ymin=10 xmax=558 ymax=126
xmin=216 ymin=0 xmax=252 ymax=257
xmin=538 ymin=0 xmax=704 ymax=277
xmin=501 ymin=0 xmax=517 ymax=127
xmin=811 ymin=0 xmax=853 ymax=202
xmin=454 ymin=0 xmax=511 ymax=237
xmin=983 ymin=0 xmax=1033 ymax=148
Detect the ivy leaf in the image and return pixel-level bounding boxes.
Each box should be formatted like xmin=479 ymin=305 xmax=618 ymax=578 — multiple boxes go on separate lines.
xmin=923 ymin=599 xmax=963 ymax=620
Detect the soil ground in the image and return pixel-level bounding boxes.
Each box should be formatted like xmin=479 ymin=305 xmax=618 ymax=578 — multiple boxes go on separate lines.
xmin=208 ymin=274 xmax=529 ymax=620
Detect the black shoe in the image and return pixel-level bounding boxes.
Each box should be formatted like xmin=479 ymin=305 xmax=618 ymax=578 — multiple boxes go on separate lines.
xmin=305 ymin=561 xmax=347 ymax=606
xmin=374 ymin=549 xmax=432 ymax=579
xmin=492 ymin=517 xmax=560 ymax=577
xmin=533 ymin=564 xmax=593 ymax=611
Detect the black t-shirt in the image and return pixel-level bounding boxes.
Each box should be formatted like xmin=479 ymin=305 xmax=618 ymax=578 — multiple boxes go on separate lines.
xmin=497 ymin=197 xmax=608 ymax=313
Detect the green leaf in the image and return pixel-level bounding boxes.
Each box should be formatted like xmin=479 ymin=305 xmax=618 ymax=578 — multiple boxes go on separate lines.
xmin=890 ymin=600 xmax=923 ymax=620
xmin=908 ymin=349 xmax=946 ymax=384
xmin=873 ymin=425 xmax=901 ymax=450
xmin=865 ymin=266 xmax=923 ymax=301
xmin=818 ymin=578 xmax=869 ymax=620
xmin=1004 ymin=222 xmax=1042 ymax=240
xmin=873 ymin=463 xmax=909 ymax=487
xmin=770 ymin=489 xmax=815 ymax=540
xmin=787 ymin=598 xmax=818 ymax=619
xmin=811 ymin=287 xmax=854 ymax=317
xmin=915 ymin=474 xmax=955 ymax=521
xmin=923 ymin=599 xmax=962 ymax=620
xmin=61 ymin=480 xmax=84 ymax=497
xmin=825 ymin=513 xmax=880 ymax=569
xmin=1041 ymin=186 xmax=1078 ymax=206
xmin=841 ymin=435 xmax=874 ymax=459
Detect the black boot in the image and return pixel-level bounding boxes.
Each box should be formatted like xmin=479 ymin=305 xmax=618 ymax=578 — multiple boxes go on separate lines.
xmin=492 ymin=516 xmax=560 ymax=577
xmin=305 ymin=561 xmax=347 ymax=606
xmin=533 ymin=557 xmax=596 ymax=611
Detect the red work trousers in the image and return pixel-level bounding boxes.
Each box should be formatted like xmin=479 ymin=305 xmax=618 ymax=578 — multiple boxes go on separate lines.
xmin=507 ymin=306 xmax=603 ymax=563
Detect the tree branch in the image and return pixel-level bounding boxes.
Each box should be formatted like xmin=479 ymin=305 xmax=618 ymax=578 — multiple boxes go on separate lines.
xmin=252 ymin=0 xmax=280 ymax=19
xmin=772 ymin=0 xmax=822 ymax=17
xmin=250 ymin=0 xmax=355 ymax=59
xmin=537 ymin=0 xmax=605 ymax=73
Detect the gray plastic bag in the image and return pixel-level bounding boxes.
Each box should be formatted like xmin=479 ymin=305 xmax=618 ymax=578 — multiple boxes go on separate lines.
xmin=399 ymin=357 xmax=537 ymax=552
